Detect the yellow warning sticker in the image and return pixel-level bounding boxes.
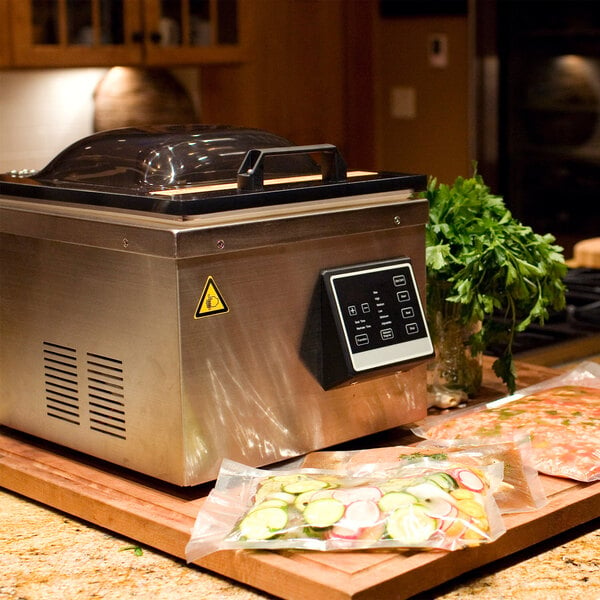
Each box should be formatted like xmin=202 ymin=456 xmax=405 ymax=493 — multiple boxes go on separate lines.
xmin=194 ymin=276 xmax=229 ymax=318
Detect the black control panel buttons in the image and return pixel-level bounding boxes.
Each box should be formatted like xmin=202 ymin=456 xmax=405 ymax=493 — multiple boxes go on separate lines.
xmin=321 ymin=257 xmax=434 ymax=375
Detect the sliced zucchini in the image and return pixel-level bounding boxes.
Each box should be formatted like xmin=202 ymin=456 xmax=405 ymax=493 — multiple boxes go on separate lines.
xmin=379 ymin=477 xmax=422 ymax=493
xmin=238 ymin=506 xmax=288 ymax=540
xmin=294 ymin=490 xmax=318 ymax=511
xmin=271 ymin=474 xmax=304 ymax=484
xmin=264 ymin=491 xmax=296 ymax=504
xmin=427 ymin=472 xmax=458 ymax=492
xmin=247 ymin=498 xmax=289 ymax=513
xmin=283 ymin=478 xmax=329 ymax=495
xmin=303 ymin=497 xmax=345 ymax=528
xmin=385 ymin=505 xmax=438 ymax=544
xmin=254 ymin=480 xmax=284 ymax=503
xmin=378 ymin=491 xmax=419 ymax=513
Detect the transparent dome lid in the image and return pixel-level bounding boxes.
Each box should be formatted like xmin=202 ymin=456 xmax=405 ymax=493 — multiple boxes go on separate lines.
xmin=34 ymin=124 xmax=320 ymax=193
xmin=1 ymin=125 xmax=425 ymax=216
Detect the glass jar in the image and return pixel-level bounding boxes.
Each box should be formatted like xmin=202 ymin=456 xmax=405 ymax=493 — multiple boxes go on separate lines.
xmin=427 ymin=300 xmax=483 ymax=408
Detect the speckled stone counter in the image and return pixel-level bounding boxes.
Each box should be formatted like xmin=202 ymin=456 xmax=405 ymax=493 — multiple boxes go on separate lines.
xmin=3 ymin=358 xmax=600 ymax=599
xmin=1 ymin=487 xmax=598 ymax=600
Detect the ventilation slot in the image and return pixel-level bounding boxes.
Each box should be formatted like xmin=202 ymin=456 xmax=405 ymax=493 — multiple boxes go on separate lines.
xmin=87 ymin=352 xmax=126 ymax=440
xmin=43 ymin=341 xmax=80 ymax=425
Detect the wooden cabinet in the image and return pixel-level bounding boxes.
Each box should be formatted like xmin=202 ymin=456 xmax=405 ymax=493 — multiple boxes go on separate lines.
xmin=8 ymin=0 xmax=243 ymax=67
xmin=0 ymin=0 xmax=10 ymax=65
xmin=200 ymin=0 xmax=377 ymax=170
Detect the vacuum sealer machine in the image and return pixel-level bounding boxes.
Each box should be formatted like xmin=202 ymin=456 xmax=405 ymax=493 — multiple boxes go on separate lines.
xmin=0 ymin=125 xmax=433 ymax=485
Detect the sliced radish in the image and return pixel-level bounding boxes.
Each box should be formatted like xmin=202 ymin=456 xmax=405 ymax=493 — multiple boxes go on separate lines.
xmin=442 ymin=513 xmax=468 ymax=538
xmin=327 ymin=524 xmax=362 ymax=540
xmin=310 ymin=489 xmax=336 ymax=501
xmin=423 ymin=496 xmax=456 ymax=519
xmin=437 ymin=509 xmax=461 ymax=533
xmin=453 ymin=469 xmax=485 ymax=492
xmin=426 ymin=501 xmax=460 ymax=533
xmin=343 ymin=499 xmax=381 ymax=528
xmin=332 ymin=486 xmax=382 ymax=505
xmin=360 ymin=522 xmax=387 ymax=541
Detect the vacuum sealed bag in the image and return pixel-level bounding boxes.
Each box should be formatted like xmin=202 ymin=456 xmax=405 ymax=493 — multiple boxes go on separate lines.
xmin=302 ymin=438 xmax=546 ymax=514
xmin=185 ymin=458 xmax=506 ymax=562
xmin=412 ymin=361 xmax=600 ymax=482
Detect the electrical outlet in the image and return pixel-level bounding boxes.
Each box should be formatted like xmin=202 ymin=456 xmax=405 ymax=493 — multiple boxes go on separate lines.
xmin=390 ymin=86 xmax=416 ymax=119
xmin=428 ymin=33 xmax=448 ymax=68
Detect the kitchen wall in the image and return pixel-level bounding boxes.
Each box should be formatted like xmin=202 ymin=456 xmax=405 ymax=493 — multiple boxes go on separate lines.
xmin=200 ymin=2 xmax=472 ymax=181
xmin=0 ymin=69 xmax=107 ymax=172
xmin=0 ymin=68 xmax=200 ymax=173
xmin=375 ymin=13 xmax=471 ymax=183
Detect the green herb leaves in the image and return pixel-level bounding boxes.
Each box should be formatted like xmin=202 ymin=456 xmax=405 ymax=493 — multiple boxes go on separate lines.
xmin=423 ymin=172 xmax=567 ymax=393
xmin=119 ymin=545 xmax=143 ymax=556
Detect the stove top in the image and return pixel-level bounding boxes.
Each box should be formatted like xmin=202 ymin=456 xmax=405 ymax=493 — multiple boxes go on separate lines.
xmin=486 ymin=268 xmax=600 ymax=365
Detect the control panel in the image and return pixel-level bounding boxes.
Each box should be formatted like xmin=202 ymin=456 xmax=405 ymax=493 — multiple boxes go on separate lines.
xmin=321 ymin=258 xmax=433 ymax=385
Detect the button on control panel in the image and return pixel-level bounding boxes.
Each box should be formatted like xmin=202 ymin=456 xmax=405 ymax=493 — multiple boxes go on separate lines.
xmin=322 ymin=258 xmax=434 ymax=373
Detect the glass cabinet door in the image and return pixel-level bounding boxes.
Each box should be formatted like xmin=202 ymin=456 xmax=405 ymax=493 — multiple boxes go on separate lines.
xmin=11 ymin=0 xmax=143 ymax=66
xmin=9 ymin=0 xmax=242 ymax=66
xmin=31 ymin=0 xmax=128 ymax=45
xmin=144 ymin=0 xmax=242 ymax=64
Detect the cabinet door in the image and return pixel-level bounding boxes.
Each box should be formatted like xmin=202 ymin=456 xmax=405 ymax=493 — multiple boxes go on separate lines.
xmin=0 ymin=0 xmax=10 ymax=65
xmin=9 ymin=0 xmax=144 ymax=67
xmin=142 ymin=0 xmax=243 ymax=65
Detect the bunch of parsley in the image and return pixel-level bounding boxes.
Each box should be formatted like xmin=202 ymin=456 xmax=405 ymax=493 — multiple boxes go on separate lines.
xmin=422 ymin=172 xmax=567 ymax=393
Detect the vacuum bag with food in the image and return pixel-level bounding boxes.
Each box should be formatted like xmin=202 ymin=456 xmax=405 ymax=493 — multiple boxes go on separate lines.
xmin=412 ymin=361 xmax=600 ymax=482
xmin=302 ymin=437 xmax=546 ymax=514
xmin=185 ymin=458 xmax=506 ymax=562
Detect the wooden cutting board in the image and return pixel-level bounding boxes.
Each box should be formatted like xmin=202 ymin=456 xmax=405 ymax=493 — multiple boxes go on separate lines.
xmin=567 ymin=237 xmax=600 ymax=268
xmin=1 ymin=360 xmax=599 ymax=600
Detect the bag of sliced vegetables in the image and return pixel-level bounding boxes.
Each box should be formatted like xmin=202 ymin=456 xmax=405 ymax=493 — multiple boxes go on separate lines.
xmin=301 ymin=437 xmax=547 ymax=514
xmin=185 ymin=458 xmax=506 ymax=562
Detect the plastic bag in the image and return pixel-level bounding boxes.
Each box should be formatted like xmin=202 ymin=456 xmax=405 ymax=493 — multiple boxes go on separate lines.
xmin=412 ymin=361 xmax=600 ymax=482
xmin=413 ymin=438 xmax=547 ymax=513
xmin=185 ymin=458 xmax=506 ymax=562
xmin=302 ymin=437 xmax=546 ymax=514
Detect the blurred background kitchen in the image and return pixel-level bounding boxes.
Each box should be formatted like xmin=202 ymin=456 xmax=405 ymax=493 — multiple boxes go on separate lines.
xmin=1 ymin=0 xmax=599 ymax=257
xmin=0 ymin=5 xmax=599 ymax=597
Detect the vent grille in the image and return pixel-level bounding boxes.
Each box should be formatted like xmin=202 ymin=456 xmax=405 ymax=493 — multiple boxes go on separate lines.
xmin=42 ymin=342 xmax=127 ymax=440
xmin=43 ymin=342 xmax=80 ymax=425
xmin=87 ymin=352 xmax=126 ymax=440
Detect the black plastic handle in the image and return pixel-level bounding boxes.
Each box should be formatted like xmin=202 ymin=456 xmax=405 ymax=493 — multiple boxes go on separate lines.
xmin=237 ymin=144 xmax=347 ymax=192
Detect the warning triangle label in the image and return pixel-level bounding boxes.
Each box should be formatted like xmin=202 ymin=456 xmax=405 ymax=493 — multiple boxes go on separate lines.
xmin=194 ymin=276 xmax=229 ymax=318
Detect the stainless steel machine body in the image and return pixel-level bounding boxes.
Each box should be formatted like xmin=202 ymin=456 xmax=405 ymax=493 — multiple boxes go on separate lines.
xmin=0 ymin=126 xmax=432 ymax=485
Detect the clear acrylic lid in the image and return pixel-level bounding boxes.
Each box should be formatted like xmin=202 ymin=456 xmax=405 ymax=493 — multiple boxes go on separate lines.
xmin=33 ymin=125 xmax=320 ymax=192
xmin=0 ymin=125 xmax=426 ymax=216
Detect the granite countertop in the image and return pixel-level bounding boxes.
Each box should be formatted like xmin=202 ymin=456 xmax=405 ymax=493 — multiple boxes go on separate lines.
xmin=2 ymin=358 xmax=600 ymax=599
xmin=1 ymin=486 xmax=598 ymax=600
